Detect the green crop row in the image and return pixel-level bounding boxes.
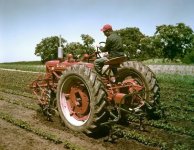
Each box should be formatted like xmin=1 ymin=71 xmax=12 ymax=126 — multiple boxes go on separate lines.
xmin=0 ymin=96 xmax=38 ymax=111
xmin=123 ymin=129 xmax=167 ymax=149
xmin=0 ymin=111 xmax=84 ymax=150
xmin=0 ymin=71 xmax=37 ymax=91
xmin=0 ymin=88 xmax=36 ymax=99
xmin=165 ymin=108 xmax=194 ymax=122
xmin=148 ymin=120 xmax=194 ymax=137
xmin=111 ymin=124 xmax=167 ymax=149
xmin=127 ymin=114 xmax=194 ymax=137
xmin=161 ymin=102 xmax=194 ymax=113
xmin=125 ymin=115 xmax=194 ymax=149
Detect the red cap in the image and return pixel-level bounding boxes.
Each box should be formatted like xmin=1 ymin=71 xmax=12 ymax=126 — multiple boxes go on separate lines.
xmin=101 ymin=24 xmax=112 ymax=32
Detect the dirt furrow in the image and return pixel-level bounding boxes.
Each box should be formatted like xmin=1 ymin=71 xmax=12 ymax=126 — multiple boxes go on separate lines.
xmin=0 ymin=91 xmax=37 ymax=108
xmin=0 ymin=100 xmax=106 ymax=150
xmin=0 ymin=119 xmax=66 ymax=150
xmin=0 ymin=92 xmax=158 ymax=150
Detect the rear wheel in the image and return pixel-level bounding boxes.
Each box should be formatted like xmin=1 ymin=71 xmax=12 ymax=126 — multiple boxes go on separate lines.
xmin=118 ymin=61 xmax=161 ymax=119
xmin=57 ymin=64 xmax=108 ymax=134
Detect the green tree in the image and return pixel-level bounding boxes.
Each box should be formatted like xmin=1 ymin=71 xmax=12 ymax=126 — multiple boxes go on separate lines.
xmin=35 ymin=36 xmax=67 ymax=63
xmin=65 ymin=42 xmax=83 ymax=59
xmin=154 ymin=23 xmax=194 ymax=61
xmin=139 ymin=35 xmax=165 ymax=60
xmin=139 ymin=36 xmax=155 ymax=60
xmin=80 ymin=34 xmax=95 ymax=55
xmin=65 ymin=34 xmax=95 ymax=59
xmin=81 ymin=34 xmax=95 ymax=46
xmin=182 ymin=34 xmax=194 ymax=64
xmin=182 ymin=49 xmax=194 ymax=64
xmin=117 ymin=27 xmax=145 ymax=59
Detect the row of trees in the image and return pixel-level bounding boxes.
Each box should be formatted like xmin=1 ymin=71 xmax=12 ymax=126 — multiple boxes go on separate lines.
xmin=35 ymin=23 xmax=194 ymax=63
xmin=35 ymin=34 xmax=95 ymax=62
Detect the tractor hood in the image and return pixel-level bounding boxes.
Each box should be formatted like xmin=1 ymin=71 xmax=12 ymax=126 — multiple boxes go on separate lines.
xmin=45 ymin=59 xmax=94 ymax=72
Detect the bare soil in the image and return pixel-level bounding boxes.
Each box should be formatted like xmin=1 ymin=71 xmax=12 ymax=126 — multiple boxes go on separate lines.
xmin=0 ymin=91 xmax=158 ymax=150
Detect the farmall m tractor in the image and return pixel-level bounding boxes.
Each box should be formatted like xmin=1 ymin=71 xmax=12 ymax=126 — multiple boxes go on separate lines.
xmin=30 ymin=41 xmax=160 ymax=134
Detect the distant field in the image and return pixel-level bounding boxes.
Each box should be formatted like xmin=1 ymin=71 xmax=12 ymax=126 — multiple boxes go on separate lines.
xmin=0 ymin=61 xmax=45 ymax=72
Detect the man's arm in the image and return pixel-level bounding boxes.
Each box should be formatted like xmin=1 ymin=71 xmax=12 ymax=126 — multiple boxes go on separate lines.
xmin=99 ymin=37 xmax=112 ymax=52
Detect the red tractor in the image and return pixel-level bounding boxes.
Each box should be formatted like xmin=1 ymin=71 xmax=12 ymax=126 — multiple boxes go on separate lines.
xmin=30 ymin=45 xmax=160 ymax=134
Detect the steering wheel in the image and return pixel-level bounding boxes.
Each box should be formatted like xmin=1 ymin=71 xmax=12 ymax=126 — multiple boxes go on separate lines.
xmin=99 ymin=41 xmax=105 ymax=45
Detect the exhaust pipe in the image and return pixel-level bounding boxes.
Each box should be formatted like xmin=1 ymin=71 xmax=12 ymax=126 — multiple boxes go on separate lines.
xmin=58 ymin=35 xmax=63 ymax=59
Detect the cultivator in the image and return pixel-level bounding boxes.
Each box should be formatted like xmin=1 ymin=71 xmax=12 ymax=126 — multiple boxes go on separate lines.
xmin=30 ymin=45 xmax=160 ymax=134
xmin=31 ymin=75 xmax=56 ymax=118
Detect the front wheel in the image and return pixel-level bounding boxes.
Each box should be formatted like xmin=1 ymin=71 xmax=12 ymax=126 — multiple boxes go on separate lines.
xmin=57 ymin=64 xmax=108 ymax=134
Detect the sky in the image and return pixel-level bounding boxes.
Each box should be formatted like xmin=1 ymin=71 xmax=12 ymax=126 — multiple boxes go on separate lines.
xmin=0 ymin=0 xmax=194 ymax=63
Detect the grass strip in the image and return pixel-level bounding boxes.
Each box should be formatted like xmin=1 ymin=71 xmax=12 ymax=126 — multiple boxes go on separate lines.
xmin=0 ymin=64 xmax=45 ymax=72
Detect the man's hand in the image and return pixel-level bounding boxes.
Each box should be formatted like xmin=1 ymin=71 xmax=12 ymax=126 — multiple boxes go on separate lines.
xmin=95 ymin=51 xmax=100 ymax=55
xmin=99 ymin=46 xmax=104 ymax=50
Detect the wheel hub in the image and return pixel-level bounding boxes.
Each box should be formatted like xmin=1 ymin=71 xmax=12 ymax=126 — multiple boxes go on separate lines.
xmin=66 ymin=86 xmax=89 ymax=121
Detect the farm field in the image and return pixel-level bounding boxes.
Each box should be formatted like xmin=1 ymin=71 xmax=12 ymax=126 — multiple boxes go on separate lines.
xmin=0 ymin=63 xmax=194 ymax=150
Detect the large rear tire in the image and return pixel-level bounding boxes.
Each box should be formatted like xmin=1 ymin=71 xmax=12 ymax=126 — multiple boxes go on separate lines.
xmin=118 ymin=61 xmax=161 ymax=119
xmin=57 ymin=64 xmax=108 ymax=134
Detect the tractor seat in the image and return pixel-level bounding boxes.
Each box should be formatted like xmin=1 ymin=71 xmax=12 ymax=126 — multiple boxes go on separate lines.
xmin=104 ymin=56 xmax=127 ymax=66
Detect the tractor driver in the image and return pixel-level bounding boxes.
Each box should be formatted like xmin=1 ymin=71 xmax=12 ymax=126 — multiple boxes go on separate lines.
xmin=94 ymin=24 xmax=124 ymax=75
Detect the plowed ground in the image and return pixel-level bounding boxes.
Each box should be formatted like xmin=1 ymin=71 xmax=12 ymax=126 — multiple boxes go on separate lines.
xmin=0 ymin=69 xmax=194 ymax=150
